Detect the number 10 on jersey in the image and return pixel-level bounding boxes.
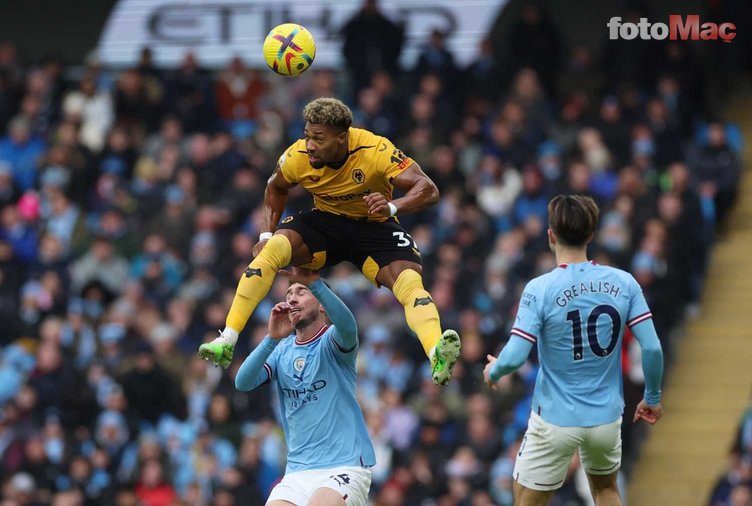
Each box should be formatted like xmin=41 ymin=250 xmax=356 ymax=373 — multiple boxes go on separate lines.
xmin=566 ymin=304 xmax=621 ymax=361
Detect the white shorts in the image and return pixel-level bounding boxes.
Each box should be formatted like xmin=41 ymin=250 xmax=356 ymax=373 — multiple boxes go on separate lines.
xmin=514 ymin=412 xmax=622 ymax=491
xmin=267 ymin=466 xmax=372 ymax=505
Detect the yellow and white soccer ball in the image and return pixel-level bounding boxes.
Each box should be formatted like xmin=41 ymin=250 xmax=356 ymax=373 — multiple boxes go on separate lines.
xmin=262 ymin=23 xmax=316 ymax=77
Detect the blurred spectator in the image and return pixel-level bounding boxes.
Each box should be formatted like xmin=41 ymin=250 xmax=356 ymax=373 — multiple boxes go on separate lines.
xmin=0 ymin=162 xmax=20 ymax=206
xmin=691 ymin=122 xmax=742 ymax=227
xmin=146 ymin=186 xmax=195 ymax=258
xmin=22 ymin=68 xmax=57 ymax=139
xmin=559 ymin=45 xmax=603 ymax=102
xmin=415 ymin=30 xmax=457 ymax=95
xmin=0 ymin=344 xmax=35 ymax=405
xmin=603 ymin=8 xmax=652 ymax=90
xmin=506 ymin=2 xmax=564 ymax=93
xmin=134 ymin=458 xmax=177 ymax=506
xmin=130 ymin=234 xmax=185 ymax=304
xmin=143 ymin=115 xmax=185 ymax=161
xmin=71 ymin=235 xmax=129 ymax=296
xmin=62 ymin=74 xmax=113 ymax=152
xmin=0 ymin=204 xmax=37 ymax=263
xmin=710 ymin=454 xmax=752 ymax=506
xmin=0 ymin=51 xmax=22 ymax=132
xmin=549 ymin=93 xmax=587 ymax=158
xmin=59 ymin=299 xmax=97 ymax=369
xmin=115 ymin=69 xmax=161 ymax=134
xmin=215 ymin=57 xmax=266 ymax=138
xmin=512 ymin=166 xmax=548 ymax=227
xmin=463 ymin=38 xmax=504 ymax=103
xmin=341 ymin=0 xmax=404 ymax=94
xmin=352 ymin=87 xmax=397 ymax=139
xmin=0 ymin=116 xmax=46 ymax=191
xmin=41 ymin=189 xmax=86 ymax=253
xmin=165 ymin=53 xmax=216 ymax=133
xmin=473 ymin=156 xmax=522 ymax=229
xmin=119 ymin=343 xmax=186 ymax=425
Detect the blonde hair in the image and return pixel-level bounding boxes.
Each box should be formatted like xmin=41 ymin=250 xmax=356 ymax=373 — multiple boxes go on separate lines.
xmin=302 ymin=98 xmax=352 ymax=131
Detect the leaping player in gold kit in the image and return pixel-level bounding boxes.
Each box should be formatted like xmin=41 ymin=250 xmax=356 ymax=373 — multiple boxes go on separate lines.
xmin=199 ymin=97 xmax=460 ymax=385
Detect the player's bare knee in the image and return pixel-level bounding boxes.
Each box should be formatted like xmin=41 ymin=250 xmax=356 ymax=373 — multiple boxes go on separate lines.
xmin=290 ymin=246 xmax=314 ymax=266
xmin=377 ymin=261 xmax=422 ymax=288
xmin=384 ymin=263 xmax=423 ymax=289
xmin=275 ymin=228 xmax=304 ymax=248
xmin=276 ymin=230 xmax=312 ymax=264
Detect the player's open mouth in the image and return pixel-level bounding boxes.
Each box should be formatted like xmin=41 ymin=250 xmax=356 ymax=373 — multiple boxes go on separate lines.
xmin=308 ymin=156 xmax=320 ymax=164
xmin=290 ymin=308 xmax=302 ymax=314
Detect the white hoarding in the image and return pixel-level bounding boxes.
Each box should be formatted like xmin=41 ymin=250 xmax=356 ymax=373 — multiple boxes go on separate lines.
xmin=97 ymin=0 xmax=507 ymax=68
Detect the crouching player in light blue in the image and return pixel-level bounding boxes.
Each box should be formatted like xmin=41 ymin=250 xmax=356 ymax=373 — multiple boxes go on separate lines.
xmin=235 ymin=266 xmax=375 ymax=505
xmin=483 ymin=195 xmax=664 ymax=506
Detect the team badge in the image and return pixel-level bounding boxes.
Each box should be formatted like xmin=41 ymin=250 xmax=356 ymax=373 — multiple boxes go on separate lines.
xmin=294 ymin=357 xmax=305 ymax=372
xmin=352 ymin=169 xmax=365 ymax=184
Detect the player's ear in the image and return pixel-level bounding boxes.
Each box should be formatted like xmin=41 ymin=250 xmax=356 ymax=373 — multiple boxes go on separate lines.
xmin=320 ymin=305 xmax=331 ymax=324
xmin=547 ymin=228 xmax=556 ymax=245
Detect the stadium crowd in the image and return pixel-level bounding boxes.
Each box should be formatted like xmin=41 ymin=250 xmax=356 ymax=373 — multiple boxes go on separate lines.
xmin=0 ymin=2 xmax=744 ymax=505
xmin=710 ymin=395 xmax=752 ymax=506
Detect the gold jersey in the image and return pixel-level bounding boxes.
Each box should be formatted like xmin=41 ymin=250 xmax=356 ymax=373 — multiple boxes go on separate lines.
xmin=277 ymin=128 xmax=414 ymax=221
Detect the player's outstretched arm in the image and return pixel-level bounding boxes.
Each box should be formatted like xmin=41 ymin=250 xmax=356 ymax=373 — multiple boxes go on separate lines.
xmin=279 ymin=267 xmax=358 ymax=351
xmin=484 ymin=336 xmax=534 ymax=387
xmin=309 ymin=279 xmax=358 ymax=351
xmin=630 ymin=319 xmax=664 ymax=422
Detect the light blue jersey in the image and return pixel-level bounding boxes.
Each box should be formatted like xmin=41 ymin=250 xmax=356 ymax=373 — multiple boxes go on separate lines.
xmin=490 ymin=261 xmax=663 ymax=427
xmin=235 ymin=280 xmax=376 ymax=473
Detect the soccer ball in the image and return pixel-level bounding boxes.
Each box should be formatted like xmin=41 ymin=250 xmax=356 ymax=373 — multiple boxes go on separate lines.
xmin=262 ymin=23 xmax=316 ymax=77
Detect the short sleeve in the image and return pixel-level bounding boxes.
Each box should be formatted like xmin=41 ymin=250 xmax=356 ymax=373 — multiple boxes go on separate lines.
xmin=277 ymin=145 xmax=300 ymax=184
xmin=510 ymin=280 xmax=544 ymax=344
xmin=626 ymin=275 xmax=653 ymax=328
xmin=377 ymin=137 xmax=415 ymax=182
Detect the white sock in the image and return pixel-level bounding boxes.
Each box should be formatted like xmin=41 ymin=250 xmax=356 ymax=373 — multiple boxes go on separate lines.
xmin=220 ymin=327 xmax=239 ymax=346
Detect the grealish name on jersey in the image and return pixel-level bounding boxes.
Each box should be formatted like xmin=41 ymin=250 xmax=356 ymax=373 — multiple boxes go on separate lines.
xmin=555 ymin=281 xmax=622 ymax=307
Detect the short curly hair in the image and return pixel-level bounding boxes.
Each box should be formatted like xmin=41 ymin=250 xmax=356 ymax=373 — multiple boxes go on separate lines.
xmin=302 ymin=98 xmax=352 ymax=132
